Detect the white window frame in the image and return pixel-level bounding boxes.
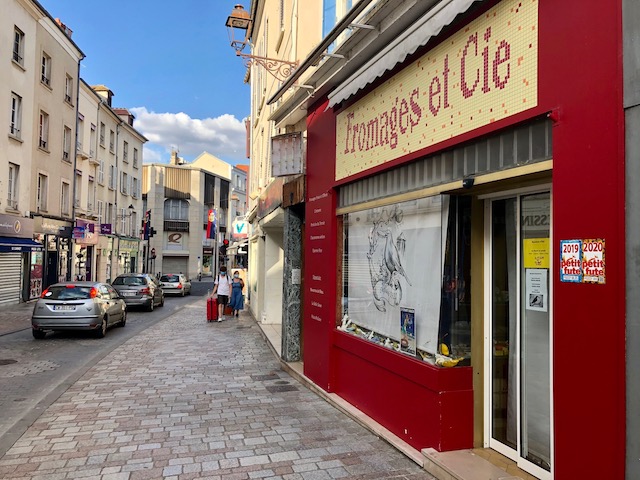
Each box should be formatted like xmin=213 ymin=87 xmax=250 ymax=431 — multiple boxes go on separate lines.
xmin=63 ymin=126 xmax=72 ymax=161
xmin=61 ymin=181 xmax=70 ymax=215
xmin=10 ymin=92 xmax=22 ymax=138
xmin=8 ymin=163 xmax=19 ymax=210
xmin=13 ymin=27 xmax=25 ymax=66
xmin=64 ymin=75 xmax=73 ymax=104
xmin=121 ymin=171 xmax=129 ymax=195
xmin=99 ymin=122 xmax=105 ymax=147
xmin=90 ymin=124 xmax=96 ymax=157
xmin=133 ymin=148 xmax=139 ymax=168
xmin=39 ymin=111 xmax=49 ymax=150
xmin=97 ymin=200 xmax=104 ymax=224
xmin=88 ymin=177 xmax=95 ymax=211
xmin=109 ymin=130 xmax=115 ymax=152
xmin=41 ymin=52 xmax=51 ymax=87
xmin=74 ymin=171 xmax=82 ymax=208
xmin=37 ymin=173 xmax=48 ymax=212
xmin=123 ymin=141 xmax=129 ymax=162
xmin=98 ymin=159 xmax=105 ymax=185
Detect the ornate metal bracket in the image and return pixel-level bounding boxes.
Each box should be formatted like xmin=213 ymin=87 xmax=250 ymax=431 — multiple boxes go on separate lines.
xmin=236 ymin=51 xmax=298 ymax=82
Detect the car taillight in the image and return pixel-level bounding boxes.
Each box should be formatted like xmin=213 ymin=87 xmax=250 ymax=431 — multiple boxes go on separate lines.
xmin=140 ymin=287 xmax=150 ymax=294
xmin=66 ymin=284 xmax=76 ymax=288
xmin=40 ymin=288 xmax=49 ymax=298
xmin=89 ymin=287 xmax=98 ymax=298
xmin=177 ymin=283 xmax=183 ymax=289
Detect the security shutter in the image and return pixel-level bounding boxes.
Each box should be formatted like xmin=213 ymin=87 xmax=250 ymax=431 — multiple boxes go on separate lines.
xmin=0 ymin=253 xmax=22 ymax=306
xmin=162 ymin=256 xmax=188 ymax=276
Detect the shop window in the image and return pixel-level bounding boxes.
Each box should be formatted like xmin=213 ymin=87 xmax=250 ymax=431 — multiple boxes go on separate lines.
xmin=340 ymin=195 xmax=471 ymax=366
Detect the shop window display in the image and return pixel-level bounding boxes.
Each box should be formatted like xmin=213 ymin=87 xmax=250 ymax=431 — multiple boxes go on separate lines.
xmin=340 ymin=195 xmax=471 ymax=366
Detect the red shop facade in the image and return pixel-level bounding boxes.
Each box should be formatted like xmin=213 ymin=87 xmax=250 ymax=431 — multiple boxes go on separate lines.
xmin=302 ymin=0 xmax=624 ymax=479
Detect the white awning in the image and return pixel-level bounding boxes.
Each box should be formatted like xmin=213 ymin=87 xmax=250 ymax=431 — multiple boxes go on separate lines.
xmin=328 ymin=0 xmax=481 ymax=108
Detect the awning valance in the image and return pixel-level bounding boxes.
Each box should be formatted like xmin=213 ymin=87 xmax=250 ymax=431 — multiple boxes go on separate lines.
xmin=328 ymin=0 xmax=481 ymax=108
xmin=0 ymin=236 xmax=43 ymax=253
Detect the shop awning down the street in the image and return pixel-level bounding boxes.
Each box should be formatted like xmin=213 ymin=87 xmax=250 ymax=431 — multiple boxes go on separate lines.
xmin=0 ymin=237 xmax=43 ymax=252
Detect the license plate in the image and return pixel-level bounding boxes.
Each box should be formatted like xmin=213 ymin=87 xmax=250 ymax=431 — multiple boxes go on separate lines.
xmin=122 ymin=292 xmax=136 ymax=296
xmin=53 ymin=305 xmax=75 ymax=311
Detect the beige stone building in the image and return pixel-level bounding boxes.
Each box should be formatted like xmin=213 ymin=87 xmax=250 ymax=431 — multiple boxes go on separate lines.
xmin=75 ymin=81 xmax=146 ymax=283
xmin=142 ymin=151 xmax=232 ymax=280
xmin=0 ymin=0 xmax=83 ymax=304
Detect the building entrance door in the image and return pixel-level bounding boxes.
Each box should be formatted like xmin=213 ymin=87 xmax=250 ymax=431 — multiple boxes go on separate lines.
xmin=485 ymin=191 xmax=552 ymax=479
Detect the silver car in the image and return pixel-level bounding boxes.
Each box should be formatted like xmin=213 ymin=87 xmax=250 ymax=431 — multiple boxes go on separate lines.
xmin=111 ymin=273 xmax=164 ymax=311
xmin=31 ymin=282 xmax=127 ymax=339
xmin=159 ymin=273 xmax=191 ymax=296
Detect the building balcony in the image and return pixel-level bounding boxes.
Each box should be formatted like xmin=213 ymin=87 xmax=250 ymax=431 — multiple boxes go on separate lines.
xmin=164 ymin=220 xmax=189 ymax=232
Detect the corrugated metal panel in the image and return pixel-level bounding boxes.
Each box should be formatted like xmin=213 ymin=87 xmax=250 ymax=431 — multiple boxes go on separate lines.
xmin=339 ymin=118 xmax=552 ymax=208
xmin=0 ymin=253 xmax=22 ymax=306
xmin=164 ymin=167 xmax=191 ymax=199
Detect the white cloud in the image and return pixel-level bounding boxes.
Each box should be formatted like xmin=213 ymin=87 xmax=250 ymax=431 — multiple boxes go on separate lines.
xmin=130 ymin=107 xmax=246 ymax=164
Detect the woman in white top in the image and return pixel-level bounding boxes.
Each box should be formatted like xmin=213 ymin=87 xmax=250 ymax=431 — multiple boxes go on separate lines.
xmin=212 ymin=266 xmax=232 ymax=321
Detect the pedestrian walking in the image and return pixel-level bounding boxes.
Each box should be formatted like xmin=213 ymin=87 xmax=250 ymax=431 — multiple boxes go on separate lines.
xmin=229 ymin=270 xmax=245 ymax=317
xmin=211 ymin=266 xmax=231 ymax=321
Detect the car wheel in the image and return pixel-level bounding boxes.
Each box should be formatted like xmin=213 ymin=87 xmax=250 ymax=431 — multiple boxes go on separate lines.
xmin=96 ymin=317 xmax=107 ymax=338
xmin=32 ymin=329 xmax=46 ymax=340
xmin=147 ymin=298 xmax=155 ymax=312
xmin=119 ymin=309 xmax=127 ymax=327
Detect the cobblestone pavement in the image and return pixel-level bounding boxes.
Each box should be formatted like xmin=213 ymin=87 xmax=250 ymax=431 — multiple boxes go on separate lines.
xmin=0 ymin=301 xmax=35 ymax=337
xmin=0 ymin=299 xmax=434 ymax=479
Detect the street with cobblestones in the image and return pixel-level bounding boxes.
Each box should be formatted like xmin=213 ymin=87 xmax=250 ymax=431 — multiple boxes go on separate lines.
xmin=0 ymin=297 xmax=434 ymax=479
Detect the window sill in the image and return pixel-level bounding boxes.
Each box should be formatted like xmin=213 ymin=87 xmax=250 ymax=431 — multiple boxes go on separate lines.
xmin=40 ymin=80 xmax=52 ymax=91
xmin=12 ymin=59 xmax=25 ymax=71
xmin=64 ymin=99 xmax=74 ymax=108
xmin=6 ymin=205 xmax=20 ymax=214
xmin=8 ymin=133 xmax=23 ymax=144
xmin=38 ymin=146 xmax=50 ymax=154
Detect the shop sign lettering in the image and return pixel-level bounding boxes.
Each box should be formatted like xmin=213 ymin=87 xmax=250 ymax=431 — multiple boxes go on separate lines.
xmin=335 ymin=0 xmax=538 ymax=180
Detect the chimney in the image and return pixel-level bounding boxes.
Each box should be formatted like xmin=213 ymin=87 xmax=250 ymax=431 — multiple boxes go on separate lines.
xmin=170 ymin=149 xmax=180 ymax=165
xmin=55 ymin=18 xmax=73 ymax=38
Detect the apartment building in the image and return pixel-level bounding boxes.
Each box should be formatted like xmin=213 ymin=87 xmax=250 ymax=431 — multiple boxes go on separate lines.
xmin=234 ymin=0 xmax=320 ymax=360
xmin=0 ymin=0 xmax=83 ymax=305
xmin=74 ymin=81 xmax=146 ymax=283
xmin=142 ymin=151 xmax=232 ymax=280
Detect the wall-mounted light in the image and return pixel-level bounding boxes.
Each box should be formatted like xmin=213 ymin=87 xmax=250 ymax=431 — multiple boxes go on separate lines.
xmin=117 ymin=204 xmax=135 ymax=218
xmin=225 ymin=4 xmax=298 ymax=82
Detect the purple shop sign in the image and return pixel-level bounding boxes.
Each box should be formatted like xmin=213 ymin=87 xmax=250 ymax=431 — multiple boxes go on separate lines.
xmin=100 ymin=224 xmax=112 ymax=235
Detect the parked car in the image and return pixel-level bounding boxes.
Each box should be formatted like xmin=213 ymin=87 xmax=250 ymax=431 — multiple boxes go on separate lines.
xmin=159 ymin=273 xmax=191 ymax=296
xmin=31 ymin=281 xmax=127 ymax=339
xmin=111 ymin=273 xmax=164 ymax=311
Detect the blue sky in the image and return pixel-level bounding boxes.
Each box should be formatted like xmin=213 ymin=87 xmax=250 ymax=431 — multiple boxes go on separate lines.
xmin=44 ymin=1 xmax=251 ymax=165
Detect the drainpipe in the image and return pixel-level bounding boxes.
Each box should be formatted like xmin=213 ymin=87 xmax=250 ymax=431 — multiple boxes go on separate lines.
xmin=110 ymin=120 xmax=124 ymax=280
xmin=67 ymin=53 xmax=85 ymax=281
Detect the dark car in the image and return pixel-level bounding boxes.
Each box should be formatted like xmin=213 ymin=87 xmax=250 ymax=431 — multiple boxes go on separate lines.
xmin=31 ymin=282 xmax=127 ymax=339
xmin=111 ymin=273 xmax=164 ymax=311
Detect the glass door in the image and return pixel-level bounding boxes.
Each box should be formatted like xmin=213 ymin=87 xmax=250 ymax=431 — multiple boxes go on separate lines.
xmin=487 ymin=191 xmax=552 ymax=479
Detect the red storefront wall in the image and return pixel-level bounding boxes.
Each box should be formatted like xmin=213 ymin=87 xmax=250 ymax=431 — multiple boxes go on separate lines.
xmin=303 ymin=0 xmax=625 ymax=477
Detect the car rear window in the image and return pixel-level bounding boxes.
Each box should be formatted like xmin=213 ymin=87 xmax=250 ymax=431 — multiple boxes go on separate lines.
xmin=113 ymin=276 xmax=145 ymax=286
xmin=44 ymin=286 xmax=94 ymax=300
xmin=161 ymin=275 xmax=179 ymax=282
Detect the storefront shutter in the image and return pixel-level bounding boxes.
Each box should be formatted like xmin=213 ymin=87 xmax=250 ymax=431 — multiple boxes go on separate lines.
xmin=0 ymin=253 xmax=22 ymax=306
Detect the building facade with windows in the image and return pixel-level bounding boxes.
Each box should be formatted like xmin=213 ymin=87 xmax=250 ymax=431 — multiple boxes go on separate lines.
xmin=74 ymin=81 xmax=146 ymax=283
xmin=142 ymin=152 xmax=232 ymax=280
xmin=0 ymin=0 xmax=84 ymax=305
xmin=244 ymin=0 xmax=638 ymax=478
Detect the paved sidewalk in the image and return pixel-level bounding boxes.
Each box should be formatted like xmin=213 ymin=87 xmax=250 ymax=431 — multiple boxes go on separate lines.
xmin=0 ymin=301 xmax=36 ymax=337
xmin=0 ymin=298 xmax=434 ymax=480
